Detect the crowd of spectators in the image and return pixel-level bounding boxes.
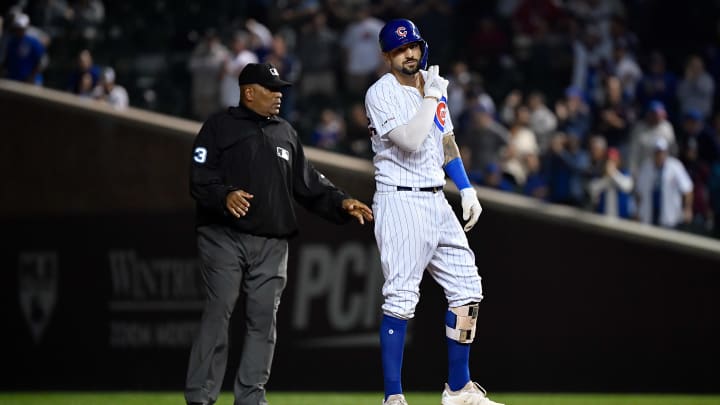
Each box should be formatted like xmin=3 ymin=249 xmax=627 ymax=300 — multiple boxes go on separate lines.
xmin=2 ymin=0 xmax=720 ymax=238
xmin=0 ymin=1 xmax=128 ymax=109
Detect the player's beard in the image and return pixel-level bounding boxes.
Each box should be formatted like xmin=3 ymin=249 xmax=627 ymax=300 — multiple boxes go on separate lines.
xmin=400 ymin=61 xmax=420 ymax=76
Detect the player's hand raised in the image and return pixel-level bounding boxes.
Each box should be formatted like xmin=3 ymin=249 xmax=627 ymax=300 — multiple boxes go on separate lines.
xmin=423 ymin=65 xmax=448 ymax=101
xmin=460 ymin=188 xmax=482 ymax=232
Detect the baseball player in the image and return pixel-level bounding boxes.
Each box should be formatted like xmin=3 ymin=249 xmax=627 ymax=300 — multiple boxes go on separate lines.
xmin=365 ymin=19 xmax=503 ymax=405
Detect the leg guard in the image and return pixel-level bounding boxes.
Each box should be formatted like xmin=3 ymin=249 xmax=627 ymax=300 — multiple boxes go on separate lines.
xmin=445 ymin=303 xmax=479 ymax=343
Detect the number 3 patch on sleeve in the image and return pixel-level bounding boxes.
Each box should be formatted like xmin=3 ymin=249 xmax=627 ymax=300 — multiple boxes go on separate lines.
xmin=193 ymin=147 xmax=207 ymax=163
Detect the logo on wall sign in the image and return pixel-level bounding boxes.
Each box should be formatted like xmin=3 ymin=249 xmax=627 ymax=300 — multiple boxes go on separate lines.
xmin=396 ymin=26 xmax=407 ymax=38
xmin=18 ymin=252 xmax=58 ymax=343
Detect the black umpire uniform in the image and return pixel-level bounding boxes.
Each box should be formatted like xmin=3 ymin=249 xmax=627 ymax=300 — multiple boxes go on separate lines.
xmin=185 ymin=63 xmax=371 ymax=405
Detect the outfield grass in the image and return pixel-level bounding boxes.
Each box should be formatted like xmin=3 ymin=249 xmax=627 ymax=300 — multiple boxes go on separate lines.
xmin=1 ymin=392 xmax=719 ymax=405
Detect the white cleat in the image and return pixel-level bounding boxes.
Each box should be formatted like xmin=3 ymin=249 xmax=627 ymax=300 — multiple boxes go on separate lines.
xmin=441 ymin=381 xmax=504 ymax=405
xmin=383 ymin=393 xmax=409 ymax=405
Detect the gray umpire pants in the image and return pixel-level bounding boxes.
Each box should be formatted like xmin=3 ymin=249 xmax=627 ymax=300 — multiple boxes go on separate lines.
xmin=185 ymin=224 xmax=288 ymax=405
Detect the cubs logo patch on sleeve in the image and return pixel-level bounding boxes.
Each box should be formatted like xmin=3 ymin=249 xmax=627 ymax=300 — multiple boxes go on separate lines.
xmin=434 ymin=96 xmax=448 ymax=131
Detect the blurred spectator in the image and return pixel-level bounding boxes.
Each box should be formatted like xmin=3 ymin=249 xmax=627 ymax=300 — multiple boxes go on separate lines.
xmin=628 ymin=100 xmax=676 ymax=176
xmin=68 ymin=0 xmax=105 ymax=44
xmin=556 ymin=85 xmax=591 ymax=140
xmin=566 ymin=131 xmax=592 ymax=206
xmin=5 ymin=6 xmax=51 ymax=47
xmin=544 ymin=131 xmax=589 ymax=207
xmin=75 ymin=71 xmax=94 ymax=99
xmin=458 ymin=104 xmax=509 ymax=181
xmin=635 ymin=137 xmax=693 ymax=228
xmin=512 ymin=0 xmax=564 ymax=40
xmin=311 ymin=108 xmax=344 ymax=151
xmin=680 ymin=137 xmax=714 ymax=233
xmin=588 ymin=146 xmax=634 ymax=219
xmin=595 ymin=75 xmax=634 ymax=149
xmin=323 ymin=0 xmax=369 ymax=28
xmin=635 ymin=51 xmax=677 ymax=119
xmin=455 ymin=90 xmax=497 ymax=135
xmin=467 ymin=16 xmax=508 ymax=71
xmin=296 ymin=12 xmax=339 ymax=101
xmin=476 ymin=162 xmax=516 ymax=192
xmin=0 ymin=15 xmax=4 ymax=60
xmin=496 ymin=0 xmax=521 ymax=18
xmin=503 ymin=105 xmax=539 ymax=186
xmin=446 ymin=61 xmax=473 ymax=123
xmin=608 ymin=15 xmax=638 ymax=54
xmin=67 ymin=48 xmax=99 ymax=94
xmin=340 ymin=6 xmax=383 ymax=98
xmin=566 ymin=0 xmax=625 ymax=44
xmin=188 ymin=29 xmax=229 ymax=120
xmin=245 ymin=18 xmax=273 ymax=58
xmin=677 ymin=55 xmax=715 ymax=120
xmin=343 ymin=102 xmax=372 ymax=159
xmin=570 ymin=24 xmax=612 ymax=97
xmin=412 ymin=0 xmax=453 ymax=63
xmin=262 ymin=33 xmax=300 ymax=121
xmin=586 ymin=134 xmax=608 ymax=178
xmin=500 ymin=89 xmax=523 ymax=126
xmin=276 ymin=0 xmax=321 ymax=30
xmin=1 ymin=12 xmax=45 ymax=85
xmin=522 ymin=152 xmax=548 ymax=199
xmin=92 ymin=67 xmax=128 ymax=110
xmin=678 ymin=109 xmax=720 ymax=168
xmin=609 ymin=39 xmax=641 ymax=101
xmin=28 ymin=0 xmax=74 ymax=41
xmin=710 ymin=161 xmax=720 ymax=237
xmin=220 ymin=30 xmax=258 ymax=109
xmin=527 ymin=90 xmax=557 ymax=152
xmin=371 ymin=0 xmax=414 ymax=21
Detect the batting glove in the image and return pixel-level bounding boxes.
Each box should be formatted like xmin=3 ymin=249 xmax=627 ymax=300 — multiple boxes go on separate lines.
xmin=423 ymin=65 xmax=448 ymax=100
xmin=460 ymin=188 xmax=482 ymax=232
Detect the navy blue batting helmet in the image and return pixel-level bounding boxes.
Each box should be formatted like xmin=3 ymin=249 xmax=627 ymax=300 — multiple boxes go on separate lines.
xmin=379 ymin=18 xmax=429 ymax=69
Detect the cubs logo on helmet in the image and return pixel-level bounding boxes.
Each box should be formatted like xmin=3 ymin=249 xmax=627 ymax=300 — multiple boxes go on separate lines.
xmin=379 ymin=18 xmax=429 ymax=69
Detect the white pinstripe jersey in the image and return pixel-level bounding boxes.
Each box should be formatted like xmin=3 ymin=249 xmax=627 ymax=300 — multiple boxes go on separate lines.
xmin=365 ymin=71 xmax=482 ymax=319
xmin=365 ymin=71 xmax=453 ymax=188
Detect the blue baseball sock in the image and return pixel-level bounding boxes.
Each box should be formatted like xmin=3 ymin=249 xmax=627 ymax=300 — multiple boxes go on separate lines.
xmin=446 ymin=310 xmax=471 ymax=391
xmin=380 ymin=314 xmax=407 ymax=400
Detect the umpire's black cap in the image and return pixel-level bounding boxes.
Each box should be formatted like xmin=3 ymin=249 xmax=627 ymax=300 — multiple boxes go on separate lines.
xmin=238 ymin=63 xmax=291 ymax=91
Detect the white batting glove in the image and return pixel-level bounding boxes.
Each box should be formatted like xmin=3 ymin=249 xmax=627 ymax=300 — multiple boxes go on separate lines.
xmin=460 ymin=188 xmax=482 ymax=232
xmin=423 ymin=65 xmax=448 ymax=100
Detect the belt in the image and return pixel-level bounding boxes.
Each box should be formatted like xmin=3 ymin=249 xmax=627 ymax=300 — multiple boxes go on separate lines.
xmin=396 ymin=186 xmax=442 ymax=193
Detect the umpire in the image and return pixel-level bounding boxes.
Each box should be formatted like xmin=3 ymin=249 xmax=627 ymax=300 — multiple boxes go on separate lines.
xmin=185 ymin=62 xmax=373 ymax=405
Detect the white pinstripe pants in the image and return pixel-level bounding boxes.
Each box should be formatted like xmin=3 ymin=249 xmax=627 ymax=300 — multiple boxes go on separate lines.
xmin=373 ymin=188 xmax=483 ymax=319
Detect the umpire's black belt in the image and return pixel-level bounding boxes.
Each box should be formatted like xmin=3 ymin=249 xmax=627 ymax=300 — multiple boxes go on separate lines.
xmin=396 ymin=186 xmax=442 ymax=193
